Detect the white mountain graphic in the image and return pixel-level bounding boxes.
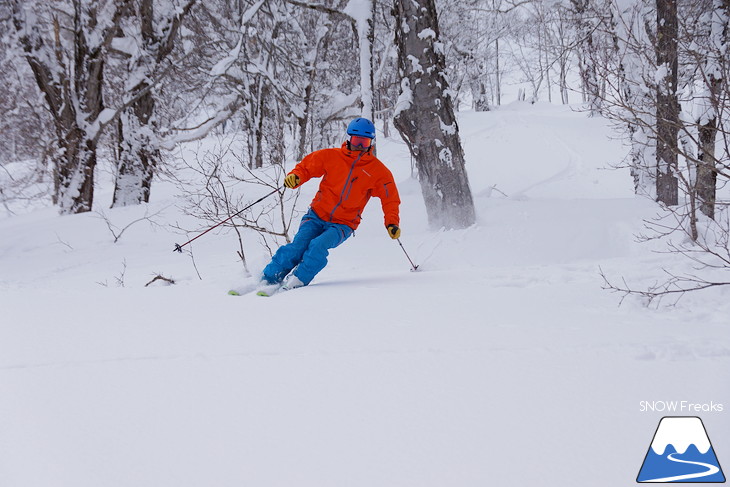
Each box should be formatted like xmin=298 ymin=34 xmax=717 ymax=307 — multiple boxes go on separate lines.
xmin=651 ymin=417 xmax=712 ymax=455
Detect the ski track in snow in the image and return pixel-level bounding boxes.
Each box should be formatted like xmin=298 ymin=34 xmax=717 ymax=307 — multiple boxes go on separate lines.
xmin=510 ymin=112 xmax=584 ymax=198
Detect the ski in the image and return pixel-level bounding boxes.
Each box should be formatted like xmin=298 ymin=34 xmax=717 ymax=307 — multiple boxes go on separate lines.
xmin=226 ymin=286 xmax=280 ymax=297
xmin=255 ymin=284 xmax=302 ymax=297
xmin=256 ymin=282 xmax=282 ymax=296
xmin=227 ymin=279 xmax=299 ymax=297
xmin=226 ymin=282 xmax=262 ymax=296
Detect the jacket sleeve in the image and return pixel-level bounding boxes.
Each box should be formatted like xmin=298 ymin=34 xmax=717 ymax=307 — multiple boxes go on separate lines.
xmin=289 ymin=149 xmax=328 ymax=184
xmin=374 ymin=169 xmax=401 ymax=228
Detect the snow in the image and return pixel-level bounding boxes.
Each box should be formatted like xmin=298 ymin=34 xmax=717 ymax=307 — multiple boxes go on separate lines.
xmin=209 ymin=0 xmax=267 ymax=77
xmin=438 ymin=147 xmax=453 ymax=168
xmin=160 ymin=94 xmax=241 ymax=149
xmin=239 ymin=0 xmax=268 ymax=32
xmin=209 ymin=36 xmax=243 ymax=77
xmin=393 ymin=78 xmax=413 ymax=118
xmin=407 ymin=54 xmax=424 ymax=73
xmin=439 ymin=117 xmax=457 ymax=135
xmin=111 ymin=36 xmax=141 ymax=59
xmin=418 ymin=28 xmax=437 ymax=40
xmin=87 ymin=108 xmax=117 ymax=140
xmin=2 ymin=102 xmax=729 ymax=487
xmin=343 ymin=0 xmax=371 ymax=20
xmin=344 ymin=0 xmax=374 ymax=118
xmin=319 ymin=91 xmax=360 ymax=121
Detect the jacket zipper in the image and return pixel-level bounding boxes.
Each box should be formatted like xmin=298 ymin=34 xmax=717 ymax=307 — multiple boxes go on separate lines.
xmin=328 ymin=151 xmax=364 ymax=222
xmin=344 ymin=177 xmax=358 ymax=200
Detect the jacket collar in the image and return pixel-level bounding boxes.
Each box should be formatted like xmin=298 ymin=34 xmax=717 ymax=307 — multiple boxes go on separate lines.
xmin=340 ymin=142 xmax=373 ymax=161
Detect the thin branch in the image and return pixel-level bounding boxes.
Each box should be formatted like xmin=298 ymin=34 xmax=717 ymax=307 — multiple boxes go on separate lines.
xmin=95 ymin=206 xmax=166 ymax=244
xmin=145 ymin=274 xmax=176 ymax=287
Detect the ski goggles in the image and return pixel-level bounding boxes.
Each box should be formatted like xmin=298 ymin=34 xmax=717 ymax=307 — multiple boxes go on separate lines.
xmin=350 ymin=135 xmax=373 ymax=150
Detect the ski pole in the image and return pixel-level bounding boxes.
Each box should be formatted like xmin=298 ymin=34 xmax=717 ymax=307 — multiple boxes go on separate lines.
xmin=396 ymin=238 xmax=419 ymax=271
xmin=174 ymin=187 xmax=281 ymax=253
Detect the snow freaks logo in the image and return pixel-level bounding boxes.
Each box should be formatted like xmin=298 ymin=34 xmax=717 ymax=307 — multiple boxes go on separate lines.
xmin=637 ymin=417 xmax=726 ymax=483
xmin=640 ymin=401 xmax=724 ymax=413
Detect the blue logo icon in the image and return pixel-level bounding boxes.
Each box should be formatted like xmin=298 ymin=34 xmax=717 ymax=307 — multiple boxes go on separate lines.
xmin=637 ymin=416 xmax=725 ymax=483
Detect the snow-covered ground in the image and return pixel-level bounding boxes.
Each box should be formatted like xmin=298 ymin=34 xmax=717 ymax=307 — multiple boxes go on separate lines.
xmin=1 ymin=102 xmax=728 ymax=487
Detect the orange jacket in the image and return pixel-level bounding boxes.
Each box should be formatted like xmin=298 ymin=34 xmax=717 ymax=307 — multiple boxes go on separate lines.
xmin=289 ymin=143 xmax=400 ymax=230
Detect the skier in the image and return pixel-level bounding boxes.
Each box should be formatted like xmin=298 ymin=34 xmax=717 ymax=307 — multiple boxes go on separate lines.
xmin=258 ymin=117 xmax=401 ymax=294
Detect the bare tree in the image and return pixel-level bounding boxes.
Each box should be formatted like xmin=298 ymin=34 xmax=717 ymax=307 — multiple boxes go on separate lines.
xmin=392 ymin=0 xmax=476 ymax=230
xmin=112 ymin=0 xmax=198 ymax=207
xmin=570 ymin=0 xmax=603 ymax=114
xmin=170 ymin=137 xmax=300 ymax=273
xmin=286 ymin=0 xmax=377 ymax=123
xmin=10 ymin=0 xmax=133 ymax=214
xmin=693 ymin=0 xmax=729 ymax=219
xmin=598 ymin=0 xmax=730 ymax=301
xmin=0 ymin=36 xmax=53 ymax=213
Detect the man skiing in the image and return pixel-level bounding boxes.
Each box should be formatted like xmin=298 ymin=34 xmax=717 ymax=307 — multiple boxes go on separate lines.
xmin=258 ymin=117 xmax=401 ymax=293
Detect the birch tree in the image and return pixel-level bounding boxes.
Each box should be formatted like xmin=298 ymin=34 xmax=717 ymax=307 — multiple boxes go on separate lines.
xmin=393 ymin=0 xmax=476 ymax=230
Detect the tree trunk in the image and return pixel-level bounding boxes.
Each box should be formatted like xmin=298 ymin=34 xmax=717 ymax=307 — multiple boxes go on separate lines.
xmin=571 ymin=0 xmax=601 ymax=115
xmin=53 ymin=122 xmax=98 ymax=213
xmin=298 ymin=84 xmax=312 ymax=161
xmin=112 ymin=0 xmax=195 ymax=207
xmin=393 ymin=0 xmax=476 ymax=230
xmin=696 ymin=114 xmax=718 ymax=219
xmin=474 ymin=82 xmax=490 ymax=111
xmin=113 ymin=86 xmax=157 ymax=206
xmin=495 ymin=38 xmax=501 ymax=106
xmin=12 ymin=0 xmax=113 ymax=214
xmin=113 ymin=0 xmax=156 ymax=207
xmin=655 ymin=0 xmax=679 ymax=206
xmin=297 ymin=16 xmax=332 ymax=161
xmin=695 ymin=0 xmax=728 ymax=219
xmin=365 ymin=0 xmax=376 ymax=122
xmin=560 ymin=54 xmax=569 ymax=104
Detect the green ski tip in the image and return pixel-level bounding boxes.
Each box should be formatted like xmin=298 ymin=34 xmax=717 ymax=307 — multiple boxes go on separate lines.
xmin=228 ymin=290 xmax=241 ymax=296
xmin=256 ymin=291 xmax=271 ymax=297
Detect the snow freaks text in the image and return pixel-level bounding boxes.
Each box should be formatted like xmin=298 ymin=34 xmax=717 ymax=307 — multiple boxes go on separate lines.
xmin=639 ymin=401 xmax=724 ymax=413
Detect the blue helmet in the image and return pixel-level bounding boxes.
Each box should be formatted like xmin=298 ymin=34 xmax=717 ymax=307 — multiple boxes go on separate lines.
xmin=347 ymin=117 xmax=376 ymax=139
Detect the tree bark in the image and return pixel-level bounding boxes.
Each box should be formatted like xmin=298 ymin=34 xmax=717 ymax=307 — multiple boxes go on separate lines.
xmin=114 ymin=87 xmax=157 ymax=206
xmin=495 ymin=38 xmax=502 ymax=106
xmin=570 ymin=0 xmax=602 ymax=115
xmin=695 ymin=0 xmax=729 ymax=219
xmin=696 ymin=114 xmax=718 ymax=219
xmin=362 ymin=0 xmax=376 ymax=122
xmin=392 ymin=0 xmax=476 ymax=230
xmin=12 ymin=0 xmax=125 ymax=214
xmin=655 ymin=0 xmax=679 ymax=206
xmin=113 ymin=0 xmax=196 ymax=207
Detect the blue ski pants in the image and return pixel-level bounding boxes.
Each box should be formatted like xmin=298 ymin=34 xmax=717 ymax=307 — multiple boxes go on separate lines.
xmin=262 ymin=208 xmax=353 ymax=285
